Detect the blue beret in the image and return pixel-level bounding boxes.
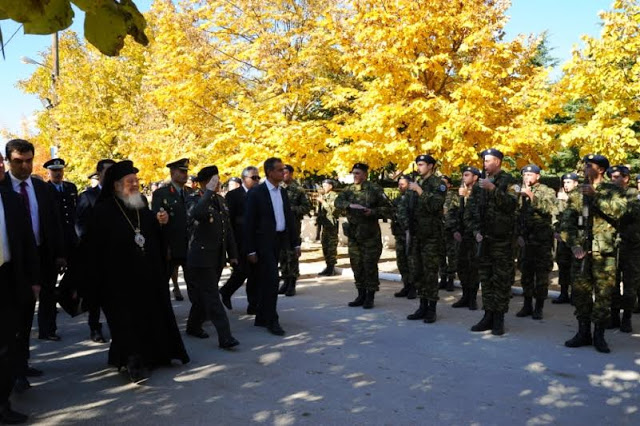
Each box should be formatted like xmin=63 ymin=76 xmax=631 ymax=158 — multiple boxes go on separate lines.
xmin=479 ymin=148 xmax=504 ymax=160
xmin=43 ymin=158 xmax=65 ymax=170
xmin=561 ymin=172 xmax=579 ymax=181
xmin=521 ymin=164 xmax=541 ymax=174
xmin=606 ymin=165 xmax=630 ymax=178
xmin=398 ymin=174 xmax=413 ymax=182
xmin=415 ymin=154 xmax=436 ymax=164
xmin=351 ymin=163 xmax=369 ymax=173
xmin=583 ymin=154 xmax=609 ymax=170
xmin=322 ymin=178 xmax=336 ymax=186
xmin=462 ymin=166 xmax=481 ymax=177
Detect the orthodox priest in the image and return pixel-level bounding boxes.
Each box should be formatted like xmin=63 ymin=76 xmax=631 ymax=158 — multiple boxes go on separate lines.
xmin=85 ymin=160 xmax=189 ymax=383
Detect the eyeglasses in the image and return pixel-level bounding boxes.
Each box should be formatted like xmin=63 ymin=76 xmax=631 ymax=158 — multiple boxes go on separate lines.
xmin=250 ymin=176 xmax=260 ymax=181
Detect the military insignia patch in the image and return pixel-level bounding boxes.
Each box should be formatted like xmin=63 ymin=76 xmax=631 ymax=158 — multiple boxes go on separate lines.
xmin=439 ymin=184 xmax=446 ymax=192
xmin=514 ymin=185 xmax=521 ymax=193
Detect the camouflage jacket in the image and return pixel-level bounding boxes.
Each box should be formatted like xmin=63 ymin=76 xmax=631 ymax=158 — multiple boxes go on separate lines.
xmin=468 ymin=170 xmax=518 ymax=240
xmin=283 ymin=181 xmax=312 ymax=223
xmin=445 ymin=183 xmax=478 ymax=238
xmin=517 ymin=182 xmax=558 ymax=242
xmin=397 ymin=174 xmax=447 ymax=240
xmin=620 ymin=187 xmax=640 ymax=245
xmin=317 ymin=190 xmax=339 ymax=227
xmin=561 ymin=181 xmax=627 ymax=255
xmin=391 ymin=193 xmax=408 ymax=236
xmin=335 ymin=181 xmax=393 ymax=228
xmin=555 ymin=189 xmax=581 ymax=239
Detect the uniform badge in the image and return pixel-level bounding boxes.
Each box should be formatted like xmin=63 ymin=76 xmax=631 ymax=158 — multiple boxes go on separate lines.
xmin=439 ymin=184 xmax=446 ymax=192
xmin=514 ymin=185 xmax=521 ymax=193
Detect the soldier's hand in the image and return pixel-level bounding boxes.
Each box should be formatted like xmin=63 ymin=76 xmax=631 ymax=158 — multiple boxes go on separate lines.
xmin=157 ymin=209 xmax=169 ymax=225
xmin=479 ymin=178 xmax=495 ymax=191
xmin=517 ymin=236 xmax=525 ymax=247
xmin=521 ymin=188 xmax=534 ymax=200
xmin=458 ymin=186 xmax=467 ymax=197
xmin=206 ymin=175 xmax=220 ymax=191
xmin=408 ymin=182 xmax=423 ymax=195
xmin=248 ymin=253 xmax=258 ymax=264
xmin=580 ymin=183 xmax=595 ymax=196
xmin=557 ymin=190 xmax=568 ymax=201
xmin=453 ymin=232 xmax=462 ymax=242
xmin=572 ymin=246 xmax=586 ymax=259
xmin=475 ymin=233 xmax=483 ymax=243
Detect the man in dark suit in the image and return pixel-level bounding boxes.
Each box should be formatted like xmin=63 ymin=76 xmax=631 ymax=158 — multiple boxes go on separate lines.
xmin=76 ymin=159 xmax=115 ymax=343
xmin=219 ymin=166 xmax=260 ymax=313
xmin=0 ymin=152 xmax=38 ymax=424
xmin=245 ymin=158 xmax=301 ymax=336
xmin=151 ymin=158 xmax=193 ymax=301
xmin=2 ymin=139 xmax=65 ymax=391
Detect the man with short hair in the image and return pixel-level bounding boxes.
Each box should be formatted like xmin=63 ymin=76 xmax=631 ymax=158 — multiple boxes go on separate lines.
xmin=220 ymin=166 xmax=261 ymax=312
xmin=227 ymin=177 xmax=242 ymax=192
xmin=316 ymin=179 xmax=339 ymax=277
xmin=151 ymin=158 xmax=193 ymax=301
xmin=391 ymin=175 xmax=415 ymax=298
xmin=553 ymin=172 xmax=580 ymax=304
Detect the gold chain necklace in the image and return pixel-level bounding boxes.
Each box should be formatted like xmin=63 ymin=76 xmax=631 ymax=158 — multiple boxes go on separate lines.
xmin=114 ymin=196 xmax=146 ymax=251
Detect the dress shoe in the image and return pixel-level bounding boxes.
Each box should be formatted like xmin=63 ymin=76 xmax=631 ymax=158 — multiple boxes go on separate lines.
xmin=0 ymin=404 xmax=28 ymax=425
xmin=13 ymin=377 xmax=30 ymax=394
xmin=267 ymin=322 xmax=285 ymax=336
xmin=220 ymin=292 xmax=233 ymax=310
xmin=128 ymin=366 xmax=150 ymax=384
xmin=25 ymin=367 xmax=43 ymax=377
xmin=247 ymin=305 xmax=257 ymax=315
xmin=90 ymin=329 xmax=107 ymax=343
xmin=278 ymin=280 xmax=289 ymax=295
xmin=186 ymin=328 xmax=210 ymax=339
xmin=254 ymin=318 xmax=268 ymax=327
xmin=219 ymin=336 xmax=240 ymax=349
xmin=172 ymin=288 xmax=184 ymax=301
xmin=285 ymin=279 xmax=297 ymax=297
xmin=38 ymin=333 xmax=61 ymax=341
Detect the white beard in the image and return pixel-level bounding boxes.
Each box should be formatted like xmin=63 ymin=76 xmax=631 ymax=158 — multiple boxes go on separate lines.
xmin=117 ymin=192 xmax=146 ymax=210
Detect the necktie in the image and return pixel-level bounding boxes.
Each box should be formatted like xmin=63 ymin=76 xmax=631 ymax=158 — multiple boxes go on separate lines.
xmin=19 ymin=181 xmax=31 ymax=215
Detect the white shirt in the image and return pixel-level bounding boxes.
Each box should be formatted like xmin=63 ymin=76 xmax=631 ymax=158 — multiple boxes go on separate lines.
xmin=242 ymin=183 xmax=250 ymax=192
xmin=8 ymin=172 xmax=41 ymax=246
xmin=265 ymin=179 xmax=286 ymax=232
xmin=0 ymin=192 xmax=10 ymax=265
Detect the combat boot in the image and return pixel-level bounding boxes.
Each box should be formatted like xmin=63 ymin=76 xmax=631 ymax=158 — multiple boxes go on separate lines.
xmin=516 ymin=297 xmax=533 ymax=317
xmin=394 ymin=283 xmax=409 ymax=298
xmin=318 ymin=265 xmax=335 ymax=276
xmin=532 ymin=299 xmax=544 ymax=320
xmin=406 ymin=283 xmax=417 ymax=299
xmin=491 ymin=312 xmax=505 ymax=335
xmin=446 ymin=276 xmax=455 ymax=292
xmin=348 ymin=288 xmax=365 ymax=307
xmin=468 ymin=285 xmax=479 ymax=311
xmin=552 ymin=284 xmax=570 ymax=304
xmin=407 ymin=298 xmax=427 ymax=320
xmin=606 ymin=308 xmax=620 ymax=329
xmin=565 ymin=319 xmax=592 ymax=348
xmin=285 ymin=278 xmax=297 ymax=297
xmin=278 ymin=279 xmax=289 ymax=295
xmin=470 ymin=311 xmax=493 ymax=332
xmin=620 ymin=310 xmax=633 ymax=333
xmin=362 ymin=290 xmax=375 ymax=309
xmin=424 ymin=300 xmax=437 ymax=323
xmin=451 ymin=288 xmax=469 ymax=308
xmin=593 ymin=324 xmax=611 ymax=353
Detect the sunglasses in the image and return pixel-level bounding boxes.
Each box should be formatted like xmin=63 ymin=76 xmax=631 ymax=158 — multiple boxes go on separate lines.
xmin=250 ymin=176 xmax=260 ymax=181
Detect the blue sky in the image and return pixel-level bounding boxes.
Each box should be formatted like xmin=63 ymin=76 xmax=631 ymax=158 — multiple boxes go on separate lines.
xmin=0 ymin=0 xmax=611 ymax=136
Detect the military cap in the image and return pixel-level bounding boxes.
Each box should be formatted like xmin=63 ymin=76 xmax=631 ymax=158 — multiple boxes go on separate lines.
xmin=351 ymin=163 xmax=369 ymax=173
xmin=561 ymin=172 xmax=579 ymax=181
xmin=479 ymin=148 xmax=504 ymax=160
xmin=193 ymin=165 xmax=219 ymax=182
xmin=43 ymin=158 xmax=65 ymax=170
xmin=606 ymin=165 xmax=630 ymax=177
xmin=462 ymin=166 xmax=481 ymax=177
xmin=284 ymin=164 xmax=294 ymax=173
xmin=415 ymin=154 xmax=436 ymax=165
xmin=166 ymin=158 xmax=190 ymax=171
xmin=228 ymin=177 xmax=242 ymax=185
xmin=96 ymin=159 xmax=116 ymax=173
xmin=88 ymin=172 xmax=99 ymax=180
xmin=322 ymin=178 xmax=336 ymax=186
xmin=397 ymin=174 xmax=413 ymax=182
xmin=521 ymin=164 xmax=541 ymax=174
xmin=583 ymin=154 xmax=609 ymax=170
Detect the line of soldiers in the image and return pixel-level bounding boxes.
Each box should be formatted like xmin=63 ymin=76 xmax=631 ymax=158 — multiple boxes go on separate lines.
xmin=333 ymin=150 xmax=639 ymax=354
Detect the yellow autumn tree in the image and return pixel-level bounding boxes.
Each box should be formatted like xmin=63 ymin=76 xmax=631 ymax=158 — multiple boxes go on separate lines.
xmin=556 ymin=0 xmax=640 ymax=163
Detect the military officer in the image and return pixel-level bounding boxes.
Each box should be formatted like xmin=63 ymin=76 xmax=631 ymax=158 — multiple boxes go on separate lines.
xmin=278 ymin=165 xmax=312 ymax=296
xmin=563 ymin=154 xmax=626 ymax=353
xmin=184 ymin=166 xmax=239 ymax=348
xmin=553 ymin=172 xmax=580 ymax=304
xmin=391 ymin=175 xmax=416 ymax=299
xmin=440 ymin=175 xmax=456 ymax=292
xmin=335 ymin=163 xmax=393 ymax=309
xmin=317 ymin=179 xmax=339 ymax=277
xmin=398 ymin=155 xmax=446 ymax=323
xmin=45 ymin=158 xmax=78 ymax=262
xmin=449 ymin=166 xmax=481 ymax=310
xmin=151 ymin=158 xmax=193 ymax=302
xmin=468 ymin=148 xmax=518 ymax=336
xmin=514 ymin=164 xmax=558 ymax=320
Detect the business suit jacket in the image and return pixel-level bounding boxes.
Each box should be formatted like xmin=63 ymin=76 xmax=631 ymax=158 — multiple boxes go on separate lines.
xmin=75 ymin=185 xmax=100 ymax=239
xmin=225 ymin=186 xmax=248 ymax=251
xmin=151 ymin=184 xmax=193 ymax=260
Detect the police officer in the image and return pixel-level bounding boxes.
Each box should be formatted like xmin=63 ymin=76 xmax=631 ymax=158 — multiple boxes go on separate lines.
xmin=151 ymin=158 xmax=193 ymax=302
xmin=317 ymin=179 xmax=339 ymax=277
xmin=398 ymin=155 xmax=446 ymax=323
xmin=335 ymin=163 xmax=393 ymax=309
xmin=553 ymin=172 xmax=580 ymax=304
xmin=45 ymin=158 xmax=78 ymax=267
xmin=184 ymin=166 xmax=239 ymax=348
xmin=391 ymin=175 xmax=416 ymax=298
xmin=278 ymin=165 xmax=312 ymax=296
xmin=468 ymin=148 xmax=518 ymax=336
xmin=563 ymin=154 xmax=626 ymax=353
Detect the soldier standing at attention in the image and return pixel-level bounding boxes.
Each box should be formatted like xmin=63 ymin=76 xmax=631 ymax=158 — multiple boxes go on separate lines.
xmin=553 ymin=173 xmax=580 ymax=304
xmin=636 ymin=174 xmax=640 ymax=313
xmin=335 ymin=163 xmax=392 ymax=309
xmin=449 ymin=166 xmax=481 ymax=310
xmin=468 ymin=148 xmax=518 ymax=336
xmin=606 ymin=165 xmax=639 ymax=333
xmin=278 ymin=165 xmax=312 ymax=296
xmin=317 ymin=179 xmax=339 ymax=277
xmin=151 ymin=158 xmax=193 ymax=302
xmin=563 ymin=154 xmax=626 ymax=353
xmin=514 ymin=165 xmax=558 ymax=320
xmin=391 ymin=175 xmax=416 ymax=299
xmin=399 ymin=155 xmax=446 ymax=323
xmin=439 ymin=175 xmax=456 ymax=292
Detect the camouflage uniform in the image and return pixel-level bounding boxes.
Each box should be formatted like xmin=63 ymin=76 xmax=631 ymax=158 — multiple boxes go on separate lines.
xmin=554 ymin=189 xmax=581 ymax=302
xmin=398 ymin=175 xmax=447 ymax=301
xmin=440 ymin=190 xmax=459 ymax=287
xmin=335 ymin=181 xmax=393 ymax=292
xmin=391 ymin=193 xmax=412 ymax=287
xmin=279 ymin=181 xmax=312 ymax=280
xmin=469 ymin=170 xmax=518 ymax=314
xmin=517 ymin=182 xmax=558 ymax=301
xmin=318 ymin=191 xmax=339 ymax=267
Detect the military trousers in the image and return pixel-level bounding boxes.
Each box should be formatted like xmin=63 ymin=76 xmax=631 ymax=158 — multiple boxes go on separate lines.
xmin=394 ymin=233 xmax=411 ymax=284
xmin=572 ymin=253 xmax=616 ymax=325
xmin=321 ymin=223 xmax=339 ymax=267
xmin=347 ymin=232 xmax=382 ymax=292
xmin=520 ymin=240 xmax=554 ymax=299
xmin=611 ymin=243 xmax=640 ymax=311
xmin=440 ymin=232 xmax=458 ymax=278
xmin=410 ymin=236 xmax=443 ymax=301
xmin=555 ymin=242 xmax=574 ymax=294
xmin=457 ymin=236 xmax=479 ymax=290
xmin=184 ymin=266 xmax=232 ymax=341
xmin=477 ymin=238 xmax=514 ymax=313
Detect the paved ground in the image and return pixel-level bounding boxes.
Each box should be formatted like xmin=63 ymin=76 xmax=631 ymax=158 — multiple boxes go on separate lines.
xmin=12 ymin=245 xmax=640 ymax=425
